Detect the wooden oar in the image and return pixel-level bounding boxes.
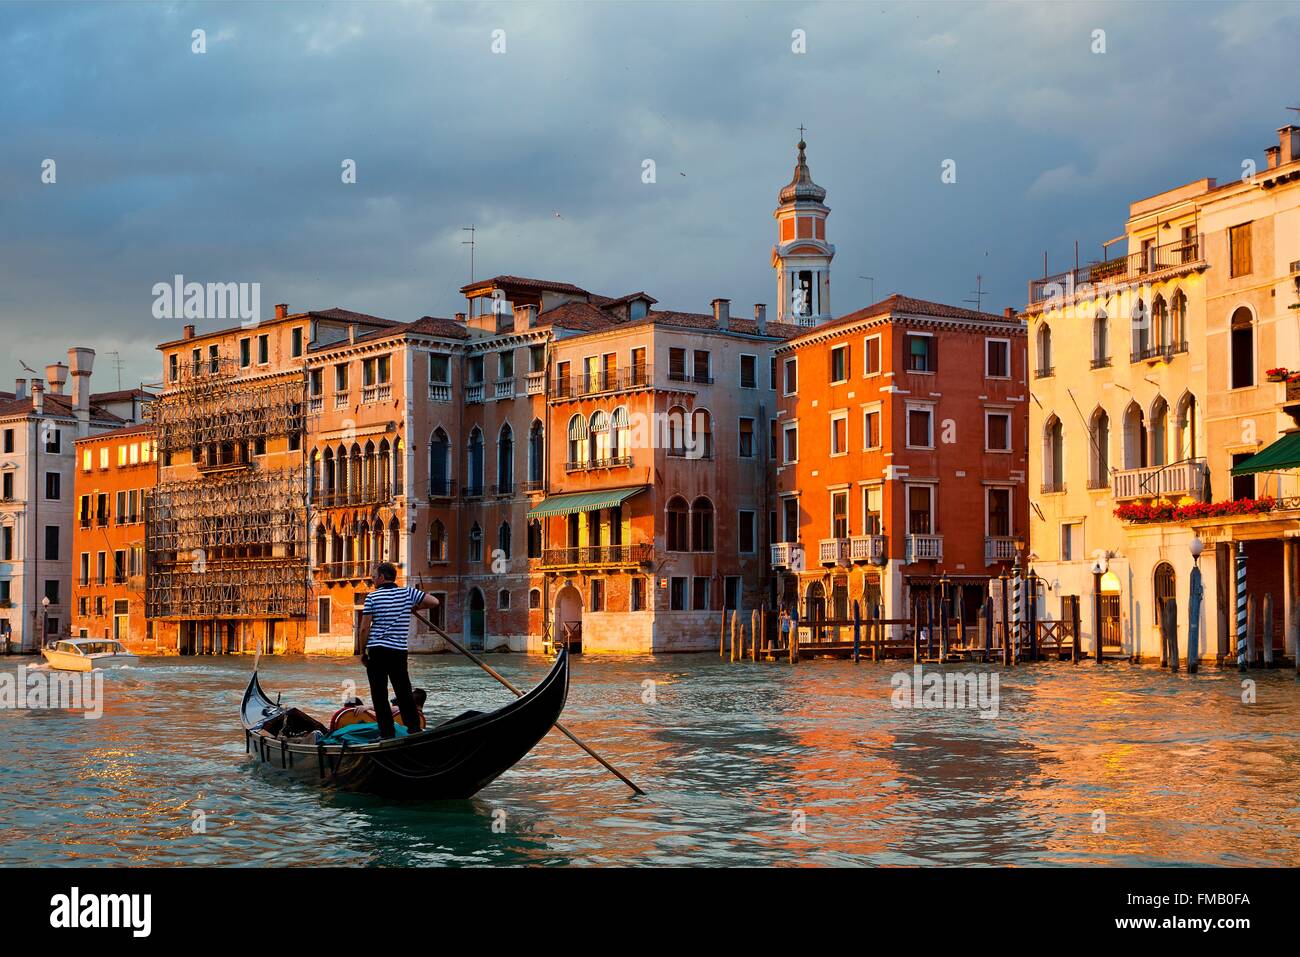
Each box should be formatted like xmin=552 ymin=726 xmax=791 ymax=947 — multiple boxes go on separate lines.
xmin=411 ymin=611 xmax=645 ymax=796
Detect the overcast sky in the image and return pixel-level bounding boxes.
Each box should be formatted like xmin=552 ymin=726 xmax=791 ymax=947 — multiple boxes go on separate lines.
xmin=2 ymin=0 xmax=1297 ymax=392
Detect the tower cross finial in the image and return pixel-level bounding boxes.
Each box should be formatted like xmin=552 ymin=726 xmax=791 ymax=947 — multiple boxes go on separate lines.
xmin=798 ymin=123 xmax=807 ymax=141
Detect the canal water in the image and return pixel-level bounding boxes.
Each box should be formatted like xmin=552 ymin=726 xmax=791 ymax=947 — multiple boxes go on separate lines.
xmin=1 ymin=654 xmax=1297 ymax=866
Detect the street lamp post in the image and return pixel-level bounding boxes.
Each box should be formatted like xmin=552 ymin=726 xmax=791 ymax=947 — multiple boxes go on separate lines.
xmin=939 ymin=572 xmax=950 ymax=660
xmin=41 ymin=595 xmax=51 ymax=649
xmin=1187 ymin=536 xmax=1204 ymax=674
xmin=1092 ymin=555 xmax=1107 ymax=665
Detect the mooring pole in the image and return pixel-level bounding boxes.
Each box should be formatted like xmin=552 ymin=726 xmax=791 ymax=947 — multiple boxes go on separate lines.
xmin=1263 ymin=593 xmax=1275 ymax=668
xmin=852 ymin=599 xmax=861 ymax=664
xmin=1000 ymin=573 xmax=1011 ymax=666
xmin=1070 ymin=597 xmax=1081 ymax=664
xmin=1236 ymin=542 xmax=1248 ymax=672
xmin=1188 ymin=560 xmax=1203 ymax=674
xmin=984 ymin=597 xmax=993 ymax=663
xmin=1165 ymin=597 xmax=1179 ymax=672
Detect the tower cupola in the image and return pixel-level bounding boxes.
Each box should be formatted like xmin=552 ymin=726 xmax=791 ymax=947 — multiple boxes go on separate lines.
xmin=772 ymin=136 xmax=834 ymax=326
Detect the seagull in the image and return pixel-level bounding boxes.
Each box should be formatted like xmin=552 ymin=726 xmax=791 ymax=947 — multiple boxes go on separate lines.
xmin=18 ymin=360 xmax=37 ymax=375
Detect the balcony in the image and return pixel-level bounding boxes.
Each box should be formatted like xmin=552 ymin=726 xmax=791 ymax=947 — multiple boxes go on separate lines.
xmin=849 ymin=533 xmax=887 ymax=563
xmin=428 ymin=383 xmax=451 ymax=403
xmin=905 ymin=534 xmax=944 ymax=563
xmin=521 ymin=479 xmax=544 ymax=493
xmin=490 ymin=482 xmax=514 ymax=497
xmin=541 ymin=543 xmax=653 ymax=568
xmin=361 ymin=384 xmax=392 ymax=405
xmin=319 ymin=561 xmax=368 ymax=582
xmin=770 ymin=541 xmax=804 ymax=570
xmin=1090 ymin=357 xmax=1111 ymax=369
xmin=1027 ymin=234 xmax=1204 ymax=307
xmin=565 ymin=455 xmax=633 ymax=472
xmin=1111 ymin=458 xmax=1208 ymax=501
xmin=466 ymin=383 xmax=484 ymax=405
xmin=984 ymin=536 xmax=1018 ymax=563
xmin=526 ymin=371 xmax=547 ymax=395
xmin=317 ymin=488 xmax=394 ymax=509
xmin=308 ymin=396 xmax=323 ymax=414
xmin=493 ymin=379 xmax=517 ymax=401
xmin=462 ymin=484 xmax=484 ymax=500
xmin=426 ymin=479 xmax=457 ymax=500
xmin=1130 ymin=341 xmax=1189 ymax=364
xmin=552 ymin=367 xmax=651 ymax=401
xmin=1035 ymin=366 xmax=1055 ymax=379
xmin=818 ymin=537 xmax=851 ymax=565
xmin=334 ymin=392 xmax=351 ymax=410
xmin=1040 ymin=481 xmax=1065 ymax=494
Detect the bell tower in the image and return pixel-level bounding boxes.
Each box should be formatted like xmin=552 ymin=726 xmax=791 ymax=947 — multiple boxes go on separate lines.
xmin=771 ymin=135 xmax=834 ymax=326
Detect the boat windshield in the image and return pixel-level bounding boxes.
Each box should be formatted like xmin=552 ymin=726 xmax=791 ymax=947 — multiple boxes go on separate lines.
xmin=80 ymin=641 xmax=125 ymax=655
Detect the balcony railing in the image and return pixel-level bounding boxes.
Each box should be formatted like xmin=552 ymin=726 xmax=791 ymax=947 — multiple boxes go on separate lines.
xmin=819 ymin=537 xmax=852 ymax=565
xmin=552 ymin=367 xmax=651 ymax=400
xmin=526 ymin=371 xmax=547 ymax=395
xmin=1035 ymin=366 xmax=1055 ymax=379
xmin=541 ymin=543 xmax=653 ymax=568
xmin=493 ymin=378 xmax=517 ymax=401
xmin=334 ymin=392 xmax=351 ymax=410
xmin=565 ymin=455 xmax=633 ymax=472
xmin=320 ymin=561 xmax=369 ymax=582
xmin=849 ymin=533 xmax=887 ymax=563
xmin=1028 ymin=234 xmax=1204 ymax=306
xmin=1040 ymin=481 xmax=1065 ymax=494
xmin=984 ymin=536 xmax=1018 ymax=563
xmin=770 ymin=541 xmax=804 ymax=569
xmin=428 ymin=383 xmax=451 ymax=403
xmin=462 ymin=484 xmax=484 ymax=499
xmin=308 ymin=396 xmax=324 ymax=414
xmin=906 ymin=534 xmax=944 ymax=563
xmin=1090 ymin=357 xmax=1111 ymax=369
xmin=466 ymin=383 xmax=484 ymax=404
xmin=1130 ymin=341 xmax=1189 ymax=364
xmin=1111 ymin=458 xmax=1208 ymax=501
xmin=316 ymin=488 xmax=395 ymax=508
xmin=521 ymin=479 xmax=544 ymax=493
xmin=426 ymin=479 xmax=457 ymax=500
xmin=361 ymin=384 xmax=392 ymax=404
xmin=490 ymin=482 xmax=514 ymax=497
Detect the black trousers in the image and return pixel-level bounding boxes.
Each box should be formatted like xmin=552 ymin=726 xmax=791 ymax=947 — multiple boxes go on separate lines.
xmin=364 ymin=646 xmax=421 ymax=738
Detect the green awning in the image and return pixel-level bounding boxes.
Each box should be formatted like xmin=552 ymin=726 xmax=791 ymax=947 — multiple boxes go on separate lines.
xmin=526 ymin=486 xmax=647 ymax=518
xmin=1231 ymin=431 xmax=1300 ymax=476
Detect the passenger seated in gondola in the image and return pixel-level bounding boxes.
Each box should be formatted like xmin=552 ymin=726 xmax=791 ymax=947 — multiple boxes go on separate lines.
xmin=328 ymin=688 xmax=428 ymax=733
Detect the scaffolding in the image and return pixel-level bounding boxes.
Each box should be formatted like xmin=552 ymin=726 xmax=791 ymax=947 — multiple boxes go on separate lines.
xmin=145 ymin=360 xmax=311 ymax=622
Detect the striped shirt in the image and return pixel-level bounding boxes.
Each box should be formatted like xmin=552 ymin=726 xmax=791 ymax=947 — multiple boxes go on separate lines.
xmin=363 ymin=585 xmax=426 ymax=652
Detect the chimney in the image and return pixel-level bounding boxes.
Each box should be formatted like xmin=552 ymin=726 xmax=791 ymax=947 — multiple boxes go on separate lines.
xmin=68 ymin=347 xmax=95 ymax=437
xmin=754 ymin=304 xmax=767 ymax=335
xmin=712 ymin=298 xmax=731 ymax=331
xmin=348 ymin=324 xmax=357 ymax=345
xmin=275 ymin=303 xmax=289 ymax=320
xmin=31 ymin=380 xmax=44 ymax=416
xmin=516 ymin=304 xmax=539 ymax=330
xmin=45 ymin=362 xmax=69 ymax=395
xmin=183 ymin=324 xmax=196 ymax=340
xmin=455 ymin=312 xmax=467 ymax=323
xmin=14 ymin=379 xmax=27 ymax=401
xmin=1266 ymin=145 xmax=1281 ymax=170
xmin=1278 ymin=126 xmax=1300 ymax=166
xmin=1004 ymin=307 xmax=1016 ymax=319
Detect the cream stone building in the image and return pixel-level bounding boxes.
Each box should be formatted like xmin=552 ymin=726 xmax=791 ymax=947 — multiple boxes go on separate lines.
xmin=1026 ymin=123 xmax=1300 ymax=664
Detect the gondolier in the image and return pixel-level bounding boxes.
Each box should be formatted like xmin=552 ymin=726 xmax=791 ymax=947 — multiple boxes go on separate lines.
xmin=359 ymin=563 xmax=440 ymax=739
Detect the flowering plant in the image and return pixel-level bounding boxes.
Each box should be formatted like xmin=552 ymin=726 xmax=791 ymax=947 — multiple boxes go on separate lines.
xmin=1115 ymin=496 xmax=1276 ymax=523
xmin=1266 ymin=367 xmax=1290 ymax=381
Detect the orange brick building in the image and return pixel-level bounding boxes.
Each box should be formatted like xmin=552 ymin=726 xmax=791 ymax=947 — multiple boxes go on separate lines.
xmin=72 ymin=422 xmax=156 ymax=650
xmin=772 ymin=295 xmax=1028 ymax=631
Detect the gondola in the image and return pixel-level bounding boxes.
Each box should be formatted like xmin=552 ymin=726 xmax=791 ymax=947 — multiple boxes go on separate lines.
xmin=241 ymin=647 xmax=568 ymax=799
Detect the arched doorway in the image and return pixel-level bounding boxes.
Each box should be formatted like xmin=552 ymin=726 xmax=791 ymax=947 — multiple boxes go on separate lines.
xmin=554 ymin=584 xmax=583 ymax=654
xmin=1153 ymin=562 xmax=1176 ymax=642
xmin=466 ymin=587 xmax=485 ymax=651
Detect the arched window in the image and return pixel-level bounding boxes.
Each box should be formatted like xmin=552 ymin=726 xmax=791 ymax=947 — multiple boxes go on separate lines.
xmin=388 ymin=517 xmax=400 ymax=564
xmin=429 ymin=428 xmax=451 ymax=495
xmin=1170 ymin=290 xmax=1187 ymax=348
xmin=1089 ymin=408 xmax=1110 ymax=487
xmin=469 ymin=522 xmax=483 ymax=563
xmin=348 ymin=444 xmax=362 ymax=505
xmin=498 ymin=589 xmax=511 ymax=610
xmin=363 ymin=441 xmax=376 ymax=502
xmin=691 ymin=496 xmax=714 ymax=552
xmin=589 ymin=410 xmax=610 ymax=464
xmin=377 ymin=440 xmax=392 ymax=501
xmin=1123 ymin=401 xmax=1147 ymax=469
xmin=1150 ymin=396 xmax=1169 ymax=467
xmin=831 ymin=578 xmax=849 ymax=620
xmin=1154 ymin=562 xmax=1176 ymax=633
xmin=498 ymin=521 xmax=512 ymax=560
xmin=568 ymin=414 xmax=588 ymax=467
xmin=429 ymin=520 xmax=447 ymax=563
xmin=666 ymin=496 xmax=689 ymax=551
xmin=527 ymin=519 xmax=542 ymax=559
xmin=1175 ymin=392 xmax=1199 ymax=460
xmin=393 ymin=438 xmax=404 ymax=495
xmin=611 ymin=406 xmax=630 ymax=460
xmin=666 ymin=405 xmax=687 ymax=454
xmin=690 ymin=408 xmax=713 ymax=460
xmin=322 ymin=448 xmax=336 ymax=503
xmin=529 ymin=588 xmax=541 ymax=610
xmin=1044 ymin=415 xmax=1064 ymax=491
xmin=1131 ymin=297 xmax=1149 ymax=358
xmin=1093 ymin=309 xmax=1109 ymax=366
xmin=497 ymin=423 xmax=514 ymax=492
xmin=528 ymin=420 xmax=544 ymax=484
xmin=1152 ymin=295 xmax=1168 ymax=351
xmin=467 ymin=427 xmax=484 ymax=496
xmin=1230 ymin=306 xmax=1254 ymax=388
xmin=1036 ymin=323 xmax=1053 ymax=376
xmin=315 ymin=524 xmax=327 ymax=566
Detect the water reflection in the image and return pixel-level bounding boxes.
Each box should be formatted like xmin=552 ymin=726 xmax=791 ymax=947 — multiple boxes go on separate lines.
xmin=0 ymin=655 xmax=1296 ymax=866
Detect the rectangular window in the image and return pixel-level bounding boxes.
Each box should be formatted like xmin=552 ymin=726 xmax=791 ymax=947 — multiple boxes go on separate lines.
xmin=1229 ymin=222 xmax=1252 ymax=277
xmin=830 ymin=344 xmax=849 ymax=383
xmin=738 ymin=417 xmax=755 ymax=457
xmin=590 ymin=579 xmax=605 ymax=612
xmin=907 ymin=407 xmax=933 ymax=448
xmin=335 ymin=363 xmax=349 ymax=392
xmin=530 ymin=344 xmax=546 ymax=374
xmin=1060 ymin=522 xmax=1081 ymax=561
xmin=782 ymin=423 xmax=799 ymax=463
xmin=691 ymin=576 xmax=710 ymax=611
xmin=45 ymin=525 xmax=59 ymax=561
xmin=430 ymin=354 xmax=450 ymax=383
xmin=1231 ymin=453 xmax=1256 ymax=501
xmin=113 ymin=550 xmax=126 ymax=583
xmin=79 ymin=553 xmax=89 ymax=586
xmin=770 ymin=355 xmax=777 ymax=390
xmin=987 ymin=488 xmax=1012 ymax=537
xmin=45 ymin=428 xmax=60 ymax=454
xmin=0 ymin=526 xmax=11 ymax=561
xmin=863 ymin=408 xmax=881 ymax=450
xmin=1 ymin=429 xmax=11 ymax=454
xmin=693 ymin=350 xmax=711 ymax=384
xmin=240 ymin=338 xmax=252 ymax=368
xmin=209 ymin=343 xmax=220 ymax=373
xmin=292 ymin=327 xmax=304 ymax=358
xmin=862 ymin=485 xmax=882 ymax=535
xmin=500 ymin=350 xmax=516 ymax=380
xmin=863 ymin=335 xmax=881 ymax=376
xmin=99 ymin=448 xmax=108 ymax=470
xmin=309 ymin=368 xmax=323 ymax=397
xmin=740 ymin=355 xmax=757 ymax=389
xmin=428 ymin=593 xmax=446 ymax=630
xmin=908 ymin=486 xmax=933 ymax=534
xmin=630 ymin=347 xmax=647 ymax=382
xmin=738 ymin=510 xmax=756 ymax=553
xmin=318 ymin=597 xmax=331 ymax=634
xmin=556 ymin=360 xmax=571 ymax=392
xmin=45 ymin=472 xmax=60 ymax=500
xmin=44 ymin=580 xmax=60 ymax=605
xmin=986 ymin=339 xmax=1011 ymax=378
xmin=670 ymin=577 xmax=687 ymax=611
xmin=783 ymin=357 xmax=798 ymax=395
xmin=466 ymin=355 xmax=484 ymax=385
xmin=631 ymin=577 xmax=647 ymax=611
xmin=1 ymin=472 xmax=11 ymax=500
xmin=724 ymin=576 xmax=741 ymax=611
xmin=986 ymin=411 xmax=1012 ymax=451
xmin=906 ymin=334 xmax=936 ymax=373
xmin=668 ymin=348 xmax=687 ymax=381
xmin=169 ymin=354 xmax=179 ymax=382
xmin=830 ymin=412 xmax=848 ymax=455
xmin=770 ymin=419 xmax=778 ymax=460
xmin=831 ymin=490 xmax=849 ymax=538
xmin=191 ymin=347 xmax=201 ymax=374
xmin=82 ymin=449 xmax=91 ymax=472
xmin=257 ymin=334 xmax=269 ymax=364
xmin=782 ymin=496 xmax=800 ymax=543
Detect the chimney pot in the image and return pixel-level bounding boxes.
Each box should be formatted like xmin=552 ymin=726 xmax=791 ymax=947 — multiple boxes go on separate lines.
xmin=712 ymin=298 xmax=731 ymax=330
xmin=348 ymin=324 xmax=356 ymax=345
xmin=1266 ymin=145 xmax=1281 ymax=170
xmin=1004 ymin=307 xmax=1016 ymax=319
xmin=275 ymin=303 xmax=289 ymax=320
xmin=1279 ymin=125 xmax=1300 ymax=165
xmin=67 ymin=348 xmax=94 ymax=433
xmin=183 ymin=324 xmax=196 ymax=340
xmin=14 ymin=378 xmax=27 ymax=401
xmin=31 ymin=380 xmax=44 ymax=415
xmin=455 ymin=312 xmax=467 ymax=323
xmin=754 ymin=304 xmax=767 ymax=334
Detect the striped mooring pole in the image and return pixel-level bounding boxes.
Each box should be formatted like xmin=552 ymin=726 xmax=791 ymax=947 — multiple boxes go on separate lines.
xmin=1236 ymin=542 xmax=1248 ymax=673
xmin=1011 ymin=566 xmax=1022 ymax=663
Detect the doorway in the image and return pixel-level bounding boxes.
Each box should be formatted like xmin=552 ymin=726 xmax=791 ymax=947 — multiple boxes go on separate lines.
xmin=554 ymin=584 xmax=582 ymax=653
xmin=467 ymin=588 xmax=485 ymax=651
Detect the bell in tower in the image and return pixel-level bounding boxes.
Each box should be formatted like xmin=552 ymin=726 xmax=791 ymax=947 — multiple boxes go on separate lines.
xmin=771 ymin=135 xmax=835 ymax=326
